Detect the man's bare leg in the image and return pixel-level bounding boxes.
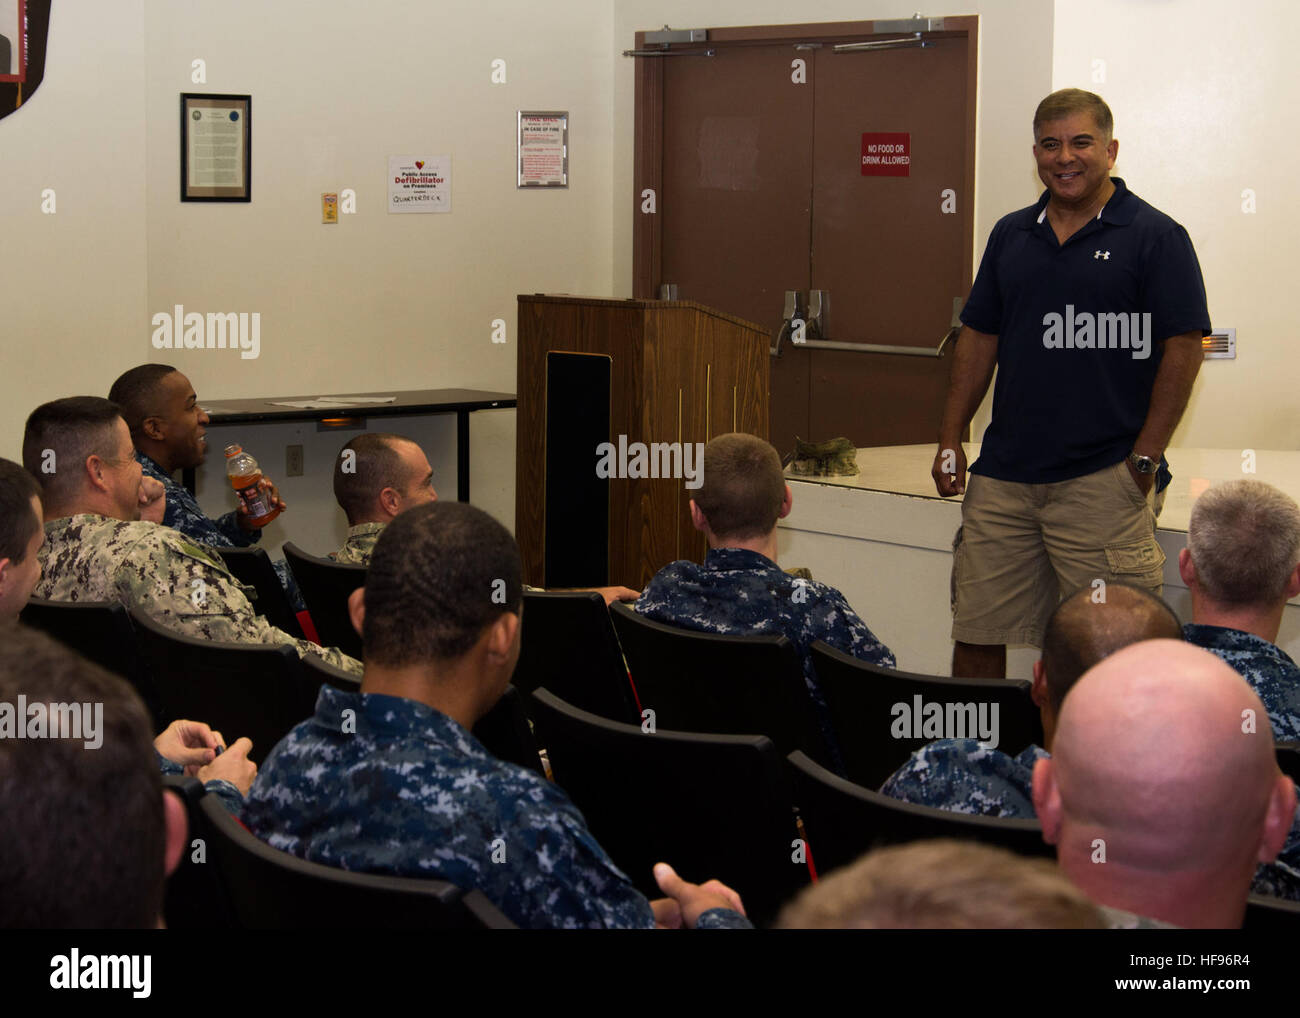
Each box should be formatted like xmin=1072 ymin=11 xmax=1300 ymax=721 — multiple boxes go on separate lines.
xmin=953 ymin=641 xmax=1006 ymax=679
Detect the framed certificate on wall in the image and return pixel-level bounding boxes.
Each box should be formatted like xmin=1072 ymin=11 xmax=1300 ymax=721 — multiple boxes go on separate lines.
xmin=181 ymin=93 xmax=251 ymax=201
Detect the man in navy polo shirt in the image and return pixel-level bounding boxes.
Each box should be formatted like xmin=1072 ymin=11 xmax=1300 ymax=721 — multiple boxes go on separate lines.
xmin=931 ymin=88 xmax=1211 ymax=678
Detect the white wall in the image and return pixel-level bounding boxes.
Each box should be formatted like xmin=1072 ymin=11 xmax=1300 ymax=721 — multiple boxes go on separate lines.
xmin=2 ymin=1 xmax=1295 ymax=577
xmin=148 ymin=0 xmax=616 ymax=537
xmin=1053 ymin=0 xmax=1298 ymax=451
xmin=0 ymin=0 xmax=148 ymax=463
xmin=3 ymin=0 xmax=617 ymax=545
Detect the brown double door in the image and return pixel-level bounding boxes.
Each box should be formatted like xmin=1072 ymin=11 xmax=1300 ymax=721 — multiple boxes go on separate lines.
xmin=636 ymin=20 xmax=977 ymax=453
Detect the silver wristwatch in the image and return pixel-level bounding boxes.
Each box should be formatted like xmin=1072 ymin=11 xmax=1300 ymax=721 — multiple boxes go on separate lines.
xmin=1128 ymin=451 xmax=1159 ymax=475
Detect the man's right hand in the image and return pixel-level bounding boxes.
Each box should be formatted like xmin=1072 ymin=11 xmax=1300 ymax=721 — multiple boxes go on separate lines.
xmin=197 ymin=737 xmax=257 ymax=797
xmin=932 ymin=443 xmax=968 ymax=497
xmin=650 ymin=862 xmax=745 ymax=928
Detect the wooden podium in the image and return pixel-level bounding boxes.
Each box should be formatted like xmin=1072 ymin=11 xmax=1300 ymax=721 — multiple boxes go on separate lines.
xmin=516 ymin=295 xmax=769 ymax=590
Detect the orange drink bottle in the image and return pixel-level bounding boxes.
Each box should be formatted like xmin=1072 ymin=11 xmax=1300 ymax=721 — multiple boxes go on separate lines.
xmin=224 ymin=444 xmax=281 ymax=526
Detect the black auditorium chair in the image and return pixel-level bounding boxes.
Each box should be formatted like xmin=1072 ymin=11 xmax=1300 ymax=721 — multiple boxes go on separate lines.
xmin=529 ymin=687 xmax=806 ymax=926
xmin=299 ymin=651 xmax=363 ymax=693
xmin=282 ymin=542 xmax=365 ymax=660
xmin=20 ymin=597 xmax=162 ymax=725
xmin=212 ymin=544 xmax=303 ymax=638
xmin=193 ymin=783 xmax=515 ymax=929
xmin=510 ymin=590 xmax=638 ymax=723
xmin=128 ymin=607 xmax=320 ymax=764
xmin=162 ymin=775 xmax=238 ymax=930
xmin=608 ymin=601 xmax=830 ymax=765
xmin=1243 ymin=893 xmax=1300 ymax=929
xmin=472 ymin=685 xmax=544 ymax=775
xmin=1276 ymin=743 xmax=1300 ymax=786
xmin=810 ymin=641 xmax=1045 ymax=789
xmin=786 ymin=750 xmax=1053 ymax=878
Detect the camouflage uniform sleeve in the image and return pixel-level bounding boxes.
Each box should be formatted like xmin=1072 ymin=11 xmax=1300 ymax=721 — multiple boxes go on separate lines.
xmin=116 ymin=530 xmax=362 ymax=677
xmin=1252 ymin=860 xmax=1300 ymax=902
xmin=879 ymin=739 xmax=1033 ymax=818
xmin=156 ymin=470 xmax=256 ymax=550
xmin=633 ymin=562 xmax=689 ymax=618
xmin=1249 ymin=803 xmax=1300 ymax=901
xmin=695 ymin=908 xmax=753 ymax=929
xmin=204 ymin=779 xmax=246 ymax=816
xmin=212 ymin=510 xmax=259 ymax=548
xmin=512 ymin=785 xmax=659 ymax=929
xmin=811 ymin=584 xmax=896 ymax=668
xmin=157 ymin=751 xmax=244 ymax=816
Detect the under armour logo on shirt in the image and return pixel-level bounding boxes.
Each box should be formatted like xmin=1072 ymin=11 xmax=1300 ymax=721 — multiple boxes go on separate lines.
xmin=1094 ymin=250 xmax=1111 ymax=260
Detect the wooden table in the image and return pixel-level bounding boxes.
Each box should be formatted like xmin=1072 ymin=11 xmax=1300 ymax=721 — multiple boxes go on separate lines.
xmin=185 ymin=388 xmax=517 ymax=502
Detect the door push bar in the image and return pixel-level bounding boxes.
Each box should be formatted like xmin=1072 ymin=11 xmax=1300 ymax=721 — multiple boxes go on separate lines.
xmin=770 ymin=292 xmax=963 ymax=358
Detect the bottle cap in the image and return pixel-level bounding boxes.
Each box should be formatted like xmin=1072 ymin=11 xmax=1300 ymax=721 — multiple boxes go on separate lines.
xmin=224 ymin=444 xmax=242 ymax=458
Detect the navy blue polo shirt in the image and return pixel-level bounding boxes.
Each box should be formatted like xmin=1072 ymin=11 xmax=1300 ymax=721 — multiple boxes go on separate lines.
xmin=960 ymin=177 xmax=1210 ymax=485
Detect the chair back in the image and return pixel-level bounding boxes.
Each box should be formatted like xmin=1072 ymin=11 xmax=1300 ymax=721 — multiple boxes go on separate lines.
xmin=786 ymin=749 xmax=1053 ymax=878
xmin=608 ymin=601 xmax=829 ymax=763
xmin=530 ymin=687 xmax=805 ymax=926
xmin=128 ymin=607 xmax=318 ymax=763
xmin=472 ymin=685 xmax=544 ymax=774
xmin=511 ymin=590 xmax=637 ymax=722
xmin=211 ymin=545 xmax=303 ymax=638
xmin=162 ymin=775 xmax=238 ymax=929
xmin=197 ymin=789 xmax=515 ymax=928
xmin=811 ymin=641 xmax=1044 ymax=788
xmin=282 ymin=542 xmax=365 ymax=660
xmin=20 ymin=597 xmax=162 ymax=725
xmin=1244 ymin=893 xmax=1300 ymax=929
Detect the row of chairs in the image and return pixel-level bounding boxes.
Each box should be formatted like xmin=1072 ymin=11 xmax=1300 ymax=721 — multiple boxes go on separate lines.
xmin=512 ymin=593 xmax=1044 ymax=788
xmin=525 ymin=684 xmax=1046 ymax=926
xmin=218 ymin=536 xmax=1038 ymax=789
xmin=20 ymin=590 xmax=1300 ymax=930
xmin=516 ymin=686 xmax=1300 ymax=928
xmin=219 ymin=542 xmax=366 ymax=659
xmin=18 ymin=596 xmax=538 ymax=770
xmin=224 ymin=565 xmax=1300 ymax=799
xmin=163 ymin=775 xmax=515 ymax=929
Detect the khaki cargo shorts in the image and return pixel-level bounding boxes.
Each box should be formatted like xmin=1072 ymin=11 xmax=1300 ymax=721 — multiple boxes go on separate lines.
xmin=950 ymin=461 xmax=1167 ymax=648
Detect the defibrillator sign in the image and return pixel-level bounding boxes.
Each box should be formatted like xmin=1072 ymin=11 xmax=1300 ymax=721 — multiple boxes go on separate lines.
xmin=861 ymin=132 xmax=910 ymax=177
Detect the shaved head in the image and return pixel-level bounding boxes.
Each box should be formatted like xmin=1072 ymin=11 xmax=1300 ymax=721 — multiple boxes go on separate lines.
xmin=1037 ymin=639 xmax=1294 ymax=926
xmin=1040 ymin=583 xmax=1182 ymax=711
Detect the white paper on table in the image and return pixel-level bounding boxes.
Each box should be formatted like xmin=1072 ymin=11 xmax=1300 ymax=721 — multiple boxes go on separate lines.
xmin=267 ymin=400 xmax=350 ymax=409
xmin=313 ymin=396 xmax=398 ymax=404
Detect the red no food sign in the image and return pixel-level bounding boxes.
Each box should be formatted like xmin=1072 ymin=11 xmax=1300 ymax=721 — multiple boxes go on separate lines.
xmin=861 ymin=132 xmax=911 ymax=177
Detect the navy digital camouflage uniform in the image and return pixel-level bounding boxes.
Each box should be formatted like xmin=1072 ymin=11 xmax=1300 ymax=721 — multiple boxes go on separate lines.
xmin=635 ymin=547 xmax=895 ymax=761
xmin=881 ymin=738 xmax=1047 ymax=818
xmin=880 ymin=737 xmax=1300 ymax=902
xmin=138 ymin=451 xmax=305 ymax=611
xmin=35 ymin=514 xmax=362 ymax=677
xmin=244 ymin=685 xmax=750 ymax=929
xmin=156 ymin=750 xmax=243 ymax=815
xmin=330 ymin=522 xmax=387 ymax=565
xmin=1183 ymin=623 xmax=1300 ymax=743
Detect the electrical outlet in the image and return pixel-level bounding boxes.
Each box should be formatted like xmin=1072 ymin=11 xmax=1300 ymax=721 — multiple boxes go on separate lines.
xmin=286 ymin=444 xmax=304 ymax=477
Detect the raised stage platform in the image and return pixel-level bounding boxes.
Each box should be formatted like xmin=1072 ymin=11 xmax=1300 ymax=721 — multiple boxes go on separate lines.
xmin=776 ymin=444 xmax=1300 ymax=678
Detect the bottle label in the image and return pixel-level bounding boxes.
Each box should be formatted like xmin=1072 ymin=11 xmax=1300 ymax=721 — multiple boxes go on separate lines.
xmin=235 ymin=482 xmax=271 ymax=520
